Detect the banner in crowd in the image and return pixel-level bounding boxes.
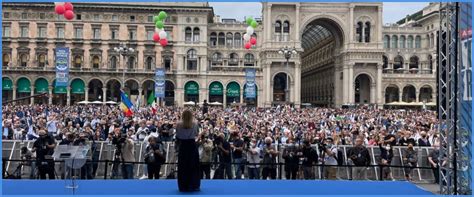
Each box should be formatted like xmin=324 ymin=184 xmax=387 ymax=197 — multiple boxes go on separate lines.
xmin=155 ymin=68 xmax=165 ymax=98
xmin=245 ymin=68 xmax=256 ymax=99
xmin=55 ymin=47 xmax=70 ymax=87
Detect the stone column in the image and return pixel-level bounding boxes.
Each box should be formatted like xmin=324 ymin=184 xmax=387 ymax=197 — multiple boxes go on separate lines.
xmin=102 ymin=87 xmax=107 ymax=103
xmin=48 ymin=87 xmax=53 ymax=105
xmin=240 ymin=87 xmax=244 ymax=104
xmin=85 ymin=86 xmax=89 ymax=102
xmin=432 ymin=92 xmax=436 ymax=103
xmin=223 ymin=88 xmax=227 ymax=107
xmin=416 ymin=90 xmax=420 ymax=103
xmin=349 ymin=5 xmax=354 ymax=43
xmin=12 ymin=86 xmax=16 ymax=100
xmin=138 ymin=88 xmax=143 ymax=107
xmin=399 ymin=92 xmax=403 ymax=102
xmin=294 ymin=62 xmax=301 ymax=108
xmin=370 ymin=83 xmax=376 ymax=104
xmin=66 ymin=87 xmax=71 ymax=106
xmin=295 ymin=4 xmax=300 ymax=42
xmin=30 ymin=86 xmax=35 ymax=104
xmin=264 ymin=63 xmax=272 ymax=107
xmin=376 ymin=63 xmax=383 ymax=106
xmin=266 ymin=4 xmax=272 ymax=43
xmin=348 ymin=64 xmax=354 ymax=103
xmin=342 ymin=65 xmax=349 ymax=103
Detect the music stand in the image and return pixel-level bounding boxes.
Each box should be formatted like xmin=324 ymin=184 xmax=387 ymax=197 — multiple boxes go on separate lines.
xmin=53 ymin=145 xmax=90 ymax=194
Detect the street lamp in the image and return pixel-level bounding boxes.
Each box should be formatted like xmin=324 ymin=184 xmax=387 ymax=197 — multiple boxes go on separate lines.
xmin=278 ymin=46 xmax=298 ymax=103
xmin=114 ymin=44 xmax=135 ymax=91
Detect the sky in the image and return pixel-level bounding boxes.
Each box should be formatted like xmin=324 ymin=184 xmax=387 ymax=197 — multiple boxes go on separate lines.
xmin=209 ymin=2 xmax=430 ymax=24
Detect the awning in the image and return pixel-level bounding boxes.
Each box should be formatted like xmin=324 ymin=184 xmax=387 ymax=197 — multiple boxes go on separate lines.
xmin=35 ymin=78 xmax=49 ymax=93
xmin=2 ymin=78 xmax=13 ymax=90
xmin=185 ymin=81 xmax=199 ymax=95
xmin=209 ymin=81 xmax=223 ymax=96
xmin=53 ymin=80 xmax=67 ymax=94
xmin=71 ymin=79 xmax=85 ymax=94
xmin=17 ymin=78 xmax=31 ymax=93
xmin=226 ymin=82 xmax=240 ymax=97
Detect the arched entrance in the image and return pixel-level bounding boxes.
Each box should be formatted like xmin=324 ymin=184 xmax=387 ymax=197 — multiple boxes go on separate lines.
xmin=209 ymin=81 xmax=223 ymax=103
xmin=243 ymin=84 xmax=257 ymax=106
xmin=70 ymin=79 xmax=85 ymax=104
xmin=402 ymin=85 xmax=416 ymax=103
xmin=354 ymin=74 xmax=371 ymax=104
xmin=88 ymin=79 xmax=103 ymax=101
xmin=300 ymin=17 xmax=345 ymax=106
xmin=106 ymin=79 xmax=121 ymax=102
xmin=2 ymin=77 xmax=13 ymax=102
xmin=165 ymin=81 xmax=175 ymax=106
xmin=142 ymin=80 xmax=155 ymax=106
xmin=124 ymin=80 xmax=139 ymax=104
xmin=184 ymin=81 xmax=199 ymax=103
xmin=419 ymin=86 xmax=433 ymax=103
xmin=52 ymin=79 xmax=67 ymax=105
xmin=273 ymin=73 xmax=288 ymax=102
xmin=16 ymin=77 xmax=31 ymax=105
xmin=226 ymin=82 xmax=240 ymax=105
xmin=385 ymin=85 xmax=400 ymax=103
xmin=34 ymin=78 xmax=49 ymax=104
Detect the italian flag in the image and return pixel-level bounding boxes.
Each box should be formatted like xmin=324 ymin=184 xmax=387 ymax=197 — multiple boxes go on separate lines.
xmin=147 ymin=92 xmax=157 ymax=115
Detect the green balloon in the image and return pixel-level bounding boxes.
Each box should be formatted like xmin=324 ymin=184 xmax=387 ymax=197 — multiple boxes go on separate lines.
xmin=246 ymin=17 xmax=254 ymax=25
xmin=251 ymin=20 xmax=258 ymax=28
xmin=153 ymin=16 xmax=160 ymax=23
xmin=155 ymin=20 xmax=164 ymax=29
xmin=159 ymin=11 xmax=167 ymax=20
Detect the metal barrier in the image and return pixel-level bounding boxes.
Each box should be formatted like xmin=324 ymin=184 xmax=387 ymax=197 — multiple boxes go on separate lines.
xmin=2 ymin=140 xmax=436 ymax=182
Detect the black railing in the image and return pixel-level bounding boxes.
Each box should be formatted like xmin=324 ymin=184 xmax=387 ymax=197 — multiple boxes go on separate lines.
xmin=2 ymin=158 xmax=435 ymax=181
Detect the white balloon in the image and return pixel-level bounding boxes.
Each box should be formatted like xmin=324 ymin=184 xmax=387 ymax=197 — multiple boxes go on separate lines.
xmin=54 ymin=2 xmax=65 ymax=5
xmin=243 ymin=33 xmax=250 ymax=41
xmin=155 ymin=28 xmax=163 ymax=33
xmin=159 ymin=31 xmax=167 ymax=39
xmin=246 ymin=26 xmax=254 ymax=35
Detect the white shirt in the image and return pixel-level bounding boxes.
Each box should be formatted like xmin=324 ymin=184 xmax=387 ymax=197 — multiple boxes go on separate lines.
xmin=247 ymin=147 xmax=261 ymax=168
xmin=323 ymin=146 xmax=338 ymax=166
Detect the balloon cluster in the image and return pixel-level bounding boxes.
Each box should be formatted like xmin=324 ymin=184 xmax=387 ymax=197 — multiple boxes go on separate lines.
xmin=54 ymin=2 xmax=74 ymax=20
xmin=243 ymin=17 xmax=258 ymax=49
xmin=153 ymin=11 xmax=169 ymax=47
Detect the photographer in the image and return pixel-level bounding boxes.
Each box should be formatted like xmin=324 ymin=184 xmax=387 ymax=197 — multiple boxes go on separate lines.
xmin=347 ymin=137 xmax=371 ymax=180
xmin=214 ymin=133 xmax=233 ymax=179
xmin=320 ymin=138 xmax=337 ymax=180
xmin=402 ymin=142 xmax=417 ymax=181
xmin=112 ymin=129 xmax=135 ymax=179
xmin=261 ymin=137 xmax=278 ymax=180
xmin=144 ymin=136 xmax=165 ymax=179
xmin=20 ymin=146 xmax=36 ymax=179
xmin=283 ymin=139 xmax=301 ymax=180
xmin=301 ymin=139 xmax=318 ymax=180
xmin=160 ymin=121 xmax=174 ymax=142
xmin=32 ymin=130 xmax=56 ymax=179
xmin=73 ymin=133 xmax=93 ymax=179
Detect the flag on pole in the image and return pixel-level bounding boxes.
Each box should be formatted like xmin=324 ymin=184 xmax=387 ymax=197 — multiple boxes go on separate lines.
xmin=147 ymin=92 xmax=157 ymax=115
xmin=120 ymin=90 xmax=134 ymax=117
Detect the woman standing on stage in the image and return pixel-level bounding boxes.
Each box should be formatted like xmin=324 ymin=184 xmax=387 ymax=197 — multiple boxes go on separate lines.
xmin=176 ymin=110 xmax=201 ymax=192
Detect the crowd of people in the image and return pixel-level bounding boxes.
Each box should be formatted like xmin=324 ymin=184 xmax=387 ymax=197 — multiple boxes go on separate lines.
xmin=2 ymin=103 xmax=442 ymax=182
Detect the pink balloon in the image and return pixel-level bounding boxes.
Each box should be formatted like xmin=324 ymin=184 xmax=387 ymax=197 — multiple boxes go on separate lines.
xmin=250 ymin=37 xmax=257 ymax=45
xmin=160 ymin=39 xmax=168 ymax=47
xmin=153 ymin=33 xmax=160 ymax=42
xmin=64 ymin=2 xmax=73 ymax=11
xmin=64 ymin=10 xmax=74 ymax=20
xmin=55 ymin=5 xmax=66 ymax=15
xmin=244 ymin=42 xmax=251 ymax=49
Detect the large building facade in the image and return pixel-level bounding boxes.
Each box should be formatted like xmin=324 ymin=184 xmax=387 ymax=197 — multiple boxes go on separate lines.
xmin=2 ymin=2 xmax=438 ymax=108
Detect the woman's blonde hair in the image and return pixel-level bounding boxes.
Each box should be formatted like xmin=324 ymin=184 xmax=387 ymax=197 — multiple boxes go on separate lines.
xmin=181 ymin=110 xmax=194 ymax=129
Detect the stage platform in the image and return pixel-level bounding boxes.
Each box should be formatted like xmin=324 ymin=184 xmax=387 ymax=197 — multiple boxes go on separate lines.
xmin=3 ymin=180 xmax=433 ymax=195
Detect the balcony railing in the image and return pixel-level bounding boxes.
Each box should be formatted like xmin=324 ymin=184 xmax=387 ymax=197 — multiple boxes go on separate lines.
xmin=382 ymin=68 xmax=433 ymax=74
xmin=3 ymin=66 xmax=175 ymax=74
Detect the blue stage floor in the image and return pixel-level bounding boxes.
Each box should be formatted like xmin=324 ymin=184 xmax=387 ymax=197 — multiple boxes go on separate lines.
xmin=3 ymin=180 xmax=432 ymax=195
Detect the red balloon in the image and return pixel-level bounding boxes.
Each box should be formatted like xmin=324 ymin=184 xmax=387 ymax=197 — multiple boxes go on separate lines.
xmin=160 ymin=39 xmax=168 ymax=47
xmin=244 ymin=42 xmax=251 ymax=49
xmin=64 ymin=2 xmax=74 ymax=11
xmin=64 ymin=10 xmax=74 ymax=20
xmin=250 ymin=37 xmax=257 ymax=45
xmin=55 ymin=5 xmax=66 ymax=15
xmin=153 ymin=33 xmax=160 ymax=42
